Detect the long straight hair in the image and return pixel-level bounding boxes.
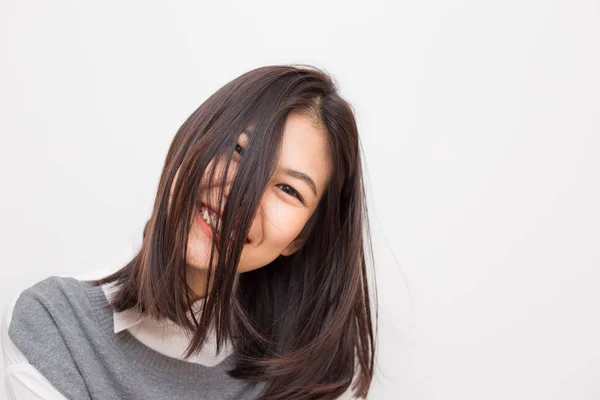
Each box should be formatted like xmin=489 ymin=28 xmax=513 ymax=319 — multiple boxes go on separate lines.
xmin=93 ymin=64 xmax=377 ymax=399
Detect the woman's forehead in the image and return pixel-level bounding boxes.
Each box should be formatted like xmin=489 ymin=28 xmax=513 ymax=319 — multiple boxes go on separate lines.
xmin=277 ymin=113 xmax=332 ymax=197
xmin=238 ymin=113 xmax=332 ymax=198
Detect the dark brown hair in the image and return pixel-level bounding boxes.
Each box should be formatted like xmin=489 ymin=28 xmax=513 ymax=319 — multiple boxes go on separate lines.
xmin=93 ymin=64 xmax=377 ymax=399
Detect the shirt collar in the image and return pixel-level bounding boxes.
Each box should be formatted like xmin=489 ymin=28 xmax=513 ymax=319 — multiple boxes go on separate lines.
xmin=100 ymin=283 xmax=144 ymax=333
xmin=101 ymin=276 xmax=238 ymax=334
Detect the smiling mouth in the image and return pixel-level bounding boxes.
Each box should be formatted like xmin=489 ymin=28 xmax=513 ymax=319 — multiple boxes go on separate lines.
xmin=197 ymin=202 xmax=250 ymax=244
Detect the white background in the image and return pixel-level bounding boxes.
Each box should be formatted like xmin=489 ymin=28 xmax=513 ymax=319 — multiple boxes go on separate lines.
xmin=1 ymin=1 xmax=599 ymax=399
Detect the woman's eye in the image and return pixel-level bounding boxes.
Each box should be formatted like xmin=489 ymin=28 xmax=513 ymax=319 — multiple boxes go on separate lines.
xmin=235 ymin=143 xmax=244 ymax=155
xmin=276 ymin=184 xmax=303 ymax=203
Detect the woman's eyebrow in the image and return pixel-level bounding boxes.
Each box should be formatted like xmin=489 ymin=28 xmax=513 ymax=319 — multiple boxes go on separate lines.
xmin=282 ymin=168 xmax=317 ymax=197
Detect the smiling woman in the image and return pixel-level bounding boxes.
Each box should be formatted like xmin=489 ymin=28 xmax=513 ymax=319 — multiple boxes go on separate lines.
xmin=3 ymin=65 xmax=377 ymax=400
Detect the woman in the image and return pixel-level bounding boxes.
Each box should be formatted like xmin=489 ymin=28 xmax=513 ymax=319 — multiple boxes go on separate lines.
xmin=2 ymin=65 xmax=377 ymax=399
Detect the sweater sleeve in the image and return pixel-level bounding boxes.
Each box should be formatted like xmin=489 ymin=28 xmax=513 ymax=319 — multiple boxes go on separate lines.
xmin=2 ymin=295 xmax=68 ymax=400
xmin=3 ymin=278 xmax=91 ymax=400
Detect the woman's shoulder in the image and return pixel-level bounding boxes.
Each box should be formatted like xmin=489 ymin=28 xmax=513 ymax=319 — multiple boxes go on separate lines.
xmin=3 ymin=275 xmax=101 ymax=357
xmin=11 ymin=276 xmax=80 ymax=311
xmin=18 ymin=275 xmax=84 ymax=297
xmin=2 ymin=276 xmax=99 ymax=399
xmin=5 ymin=276 xmax=92 ymax=338
xmin=1 ymin=279 xmax=72 ymax=400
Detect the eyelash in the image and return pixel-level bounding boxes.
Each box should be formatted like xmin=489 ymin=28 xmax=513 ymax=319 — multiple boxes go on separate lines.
xmin=276 ymin=184 xmax=303 ymax=202
xmin=235 ymin=144 xmax=303 ymax=203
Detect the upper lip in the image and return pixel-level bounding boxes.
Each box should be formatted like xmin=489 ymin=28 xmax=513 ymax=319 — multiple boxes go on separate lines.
xmin=199 ymin=202 xmax=251 ymax=243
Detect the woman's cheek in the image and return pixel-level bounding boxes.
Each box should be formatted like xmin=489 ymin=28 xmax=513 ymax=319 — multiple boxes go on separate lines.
xmin=262 ymin=197 xmax=303 ymax=241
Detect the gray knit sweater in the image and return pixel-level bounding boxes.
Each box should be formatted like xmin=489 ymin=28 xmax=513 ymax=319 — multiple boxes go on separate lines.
xmin=8 ymin=276 xmax=265 ymax=400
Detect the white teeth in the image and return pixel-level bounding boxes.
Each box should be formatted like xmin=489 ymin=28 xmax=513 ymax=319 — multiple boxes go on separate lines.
xmin=199 ymin=204 xmax=243 ymax=241
xmin=199 ymin=205 xmax=219 ymax=229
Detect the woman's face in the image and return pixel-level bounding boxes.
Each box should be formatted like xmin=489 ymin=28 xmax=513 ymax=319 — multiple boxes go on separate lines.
xmin=170 ymin=112 xmax=332 ymax=276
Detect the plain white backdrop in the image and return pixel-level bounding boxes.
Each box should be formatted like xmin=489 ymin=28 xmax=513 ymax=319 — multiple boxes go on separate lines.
xmin=1 ymin=0 xmax=599 ymax=399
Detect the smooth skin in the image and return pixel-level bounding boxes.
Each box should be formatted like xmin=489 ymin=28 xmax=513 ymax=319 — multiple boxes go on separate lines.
xmin=169 ymin=112 xmax=333 ymax=297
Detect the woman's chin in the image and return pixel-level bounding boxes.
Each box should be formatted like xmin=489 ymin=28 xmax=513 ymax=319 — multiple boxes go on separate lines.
xmin=186 ymin=247 xmax=217 ymax=271
xmin=185 ymin=232 xmax=252 ymax=272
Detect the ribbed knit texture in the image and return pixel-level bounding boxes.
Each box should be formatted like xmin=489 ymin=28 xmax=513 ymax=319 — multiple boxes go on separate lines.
xmin=8 ymin=276 xmax=265 ymax=400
